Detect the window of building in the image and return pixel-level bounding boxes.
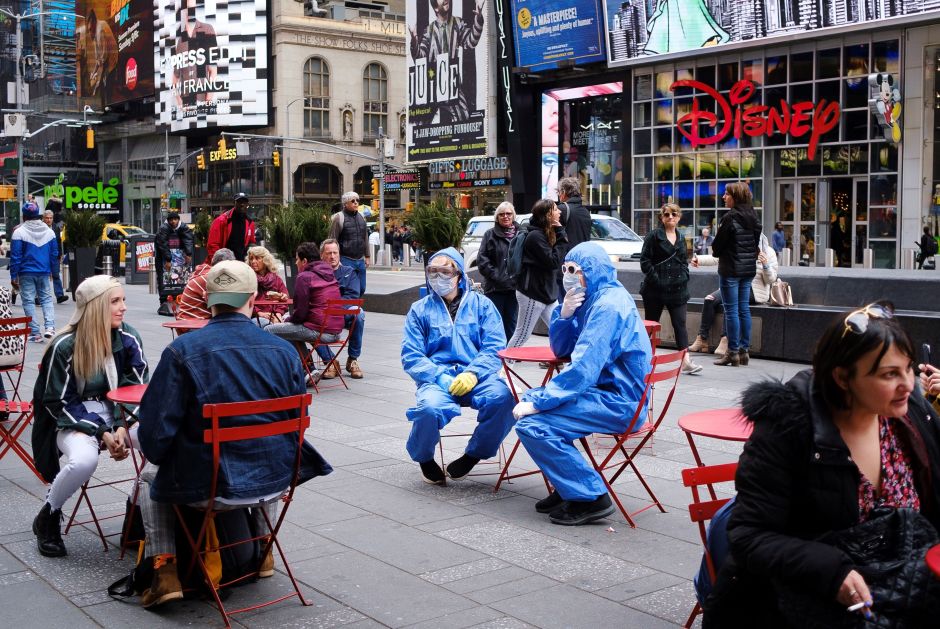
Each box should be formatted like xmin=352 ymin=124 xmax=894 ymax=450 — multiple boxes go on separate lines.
xmin=303 ymin=57 xmax=330 ymax=138
xmin=362 ymin=62 xmax=388 ymax=140
xmin=293 ymin=162 xmax=342 ymax=198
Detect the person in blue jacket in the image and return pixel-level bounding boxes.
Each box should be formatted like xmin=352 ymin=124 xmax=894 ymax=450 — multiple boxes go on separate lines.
xmin=513 ymin=242 xmax=653 ymax=526
xmin=401 ymin=247 xmax=515 ymax=484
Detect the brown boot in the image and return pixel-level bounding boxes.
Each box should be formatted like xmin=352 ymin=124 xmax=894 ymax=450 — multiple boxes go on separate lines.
xmin=738 ymin=349 xmax=750 ymax=366
xmin=346 ymin=358 xmax=363 ymax=379
xmin=321 ymin=362 xmax=339 ymax=379
xmin=713 ymin=336 xmax=728 ymax=356
xmin=713 ymin=351 xmax=740 ymax=367
xmin=688 ymin=335 xmax=709 ymax=353
xmin=259 ymin=537 xmax=274 ymax=578
xmin=141 ymin=554 xmax=183 ymax=609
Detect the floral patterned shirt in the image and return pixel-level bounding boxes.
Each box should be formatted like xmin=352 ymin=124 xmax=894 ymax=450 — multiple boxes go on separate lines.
xmin=857 ymin=417 xmax=921 ymax=523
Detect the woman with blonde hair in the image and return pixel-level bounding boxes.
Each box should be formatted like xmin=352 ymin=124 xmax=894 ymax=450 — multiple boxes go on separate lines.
xmin=247 ymin=245 xmax=289 ymax=324
xmin=31 ymin=275 xmax=148 ymax=558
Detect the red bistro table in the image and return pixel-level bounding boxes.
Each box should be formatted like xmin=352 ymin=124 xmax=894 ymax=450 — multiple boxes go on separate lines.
xmin=162 ymin=318 xmax=209 ymax=338
xmin=679 ymin=407 xmax=752 ymax=500
xmin=927 ymin=544 xmax=940 ymax=579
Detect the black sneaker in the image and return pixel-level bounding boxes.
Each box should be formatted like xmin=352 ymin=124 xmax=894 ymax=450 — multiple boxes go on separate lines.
xmin=549 ymin=494 xmax=615 ymax=526
xmin=419 ymin=460 xmax=445 ymax=485
xmin=445 ymin=454 xmax=480 ymax=480
xmin=32 ymin=502 xmax=67 ymax=557
xmin=535 ymin=490 xmax=564 ymax=514
xmin=56 ymin=295 xmax=68 ymax=304
xmin=157 ymin=302 xmax=174 ymax=317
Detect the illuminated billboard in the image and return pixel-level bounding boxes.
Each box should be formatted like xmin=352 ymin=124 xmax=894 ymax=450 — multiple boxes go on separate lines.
xmin=406 ymin=0 xmax=495 ymax=163
xmin=604 ymin=1 xmax=940 ymax=66
xmin=511 ymin=0 xmax=606 ymax=72
xmin=76 ymin=0 xmax=155 ymax=106
xmin=154 ymin=0 xmax=269 ymax=131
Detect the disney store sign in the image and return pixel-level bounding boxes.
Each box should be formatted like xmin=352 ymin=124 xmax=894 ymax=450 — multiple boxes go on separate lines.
xmin=670 ymin=79 xmax=840 ymax=160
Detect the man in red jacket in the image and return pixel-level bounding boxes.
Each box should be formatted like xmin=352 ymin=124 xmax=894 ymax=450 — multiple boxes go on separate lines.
xmin=206 ymin=193 xmax=256 ymax=261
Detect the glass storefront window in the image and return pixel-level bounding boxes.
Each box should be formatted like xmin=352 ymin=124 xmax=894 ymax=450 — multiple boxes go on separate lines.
xmin=870 ymin=175 xmax=897 ymax=206
xmin=655 ymin=70 xmax=674 ymax=98
xmin=766 ymin=56 xmax=787 ymax=84
xmin=871 ymin=143 xmax=898 ymax=172
xmin=790 ymin=52 xmax=814 ymax=81
xmin=873 ymin=40 xmax=900 ymax=74
xmin=817 ymin=48 xmax=841 ymax=79
xmin=822 ymin=147 xmax=848 ymax=175
xmin=742 ymin=58 xmax=764 ymax=85
xmin=634 ymin=102 xmax=651 ymax=127
xmin=635 ymin=74 xmax=652 ymax=100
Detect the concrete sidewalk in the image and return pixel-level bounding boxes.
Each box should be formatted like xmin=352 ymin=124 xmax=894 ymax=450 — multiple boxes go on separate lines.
xmin=0 ymin=276 xmax=805 ymax=628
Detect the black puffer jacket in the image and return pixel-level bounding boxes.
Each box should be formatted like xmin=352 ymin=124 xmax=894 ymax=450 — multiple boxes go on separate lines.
xmin=712 ymin=203 xmax=761 ymax=278
xmin=708 ymin=370 xmax=940 ymax=627
xmin=517 ymin=223 xmax=567 ymax=304
xmin=639 ymin=228 xmax=690 ymax=306
xmin=560 ymin=195 xmax=592 ymax=249
xmin=477 ymin=221 xmax=520 ymax=294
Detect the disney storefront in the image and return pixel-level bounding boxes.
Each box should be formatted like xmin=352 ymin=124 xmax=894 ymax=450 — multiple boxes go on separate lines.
xmin=629 ymin=34 xmax=904 ymax=268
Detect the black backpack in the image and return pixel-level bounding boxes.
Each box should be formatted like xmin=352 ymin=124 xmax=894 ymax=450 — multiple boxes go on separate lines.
xmin=504 ymin=230 xmax=528 ymax=284
xmin=926 ymin=237 xmax=939 ymax=257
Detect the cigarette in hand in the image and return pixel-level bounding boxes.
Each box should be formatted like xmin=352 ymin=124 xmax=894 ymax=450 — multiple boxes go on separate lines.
xmin=847 ymin=602 xmax=866 ymax=612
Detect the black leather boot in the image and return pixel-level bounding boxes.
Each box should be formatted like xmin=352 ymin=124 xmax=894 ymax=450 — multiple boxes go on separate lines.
xmin=33 ymin=502 xmax=67 ymax=557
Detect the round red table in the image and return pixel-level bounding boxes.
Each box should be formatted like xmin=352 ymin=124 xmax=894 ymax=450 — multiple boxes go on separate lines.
xmin=497 ymin=347 xmax=567 ymax=401
xmin=679 ymin=407 xmax=752 ymax=468
xmin=162 ymin=318 xmax=209 ymax=337
xmin=927 ymin=544 xmax=940 ymax=579
xmin=107 ymin=384 xmax=148 ymax=406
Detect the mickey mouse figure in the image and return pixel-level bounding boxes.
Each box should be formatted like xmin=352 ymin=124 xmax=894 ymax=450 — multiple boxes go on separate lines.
xmin=869 ymin=72 xmax=902 ymax=143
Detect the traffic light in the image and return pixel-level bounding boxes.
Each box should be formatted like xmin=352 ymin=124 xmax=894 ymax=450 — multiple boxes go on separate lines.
xmin=272 ymin=150 xmax=280 ymax=167
xmin=196 ymin=152 xmax=206 ymax=170
xmin=85 ymin=126 xmax=95 ymax=149
xmin=371 ymin=178 xmax=380 ymax=196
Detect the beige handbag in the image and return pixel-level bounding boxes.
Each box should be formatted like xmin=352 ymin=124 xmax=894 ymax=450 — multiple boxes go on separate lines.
xmin=769 ymin=279 xmax=794 ymax=307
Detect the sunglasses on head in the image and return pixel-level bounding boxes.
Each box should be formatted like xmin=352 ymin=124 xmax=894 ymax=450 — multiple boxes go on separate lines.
xmin=426 ymin=266 xmax=458 ymax=279
xmin=841 ymin=303 xmax=894 ymax=339
xmin=560 ymin=263 xmax=582 ymax=275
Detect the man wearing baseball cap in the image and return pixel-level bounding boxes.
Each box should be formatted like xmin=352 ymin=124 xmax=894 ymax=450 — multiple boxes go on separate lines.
xmin=135 ymin=260 xmax=332 ymax=608
xmin=10 ymin=202 xmax=58 ymax=341
xmin=205 ymin=193 xmax=256 ymax=262
xmin=155 ymin=211 xmax=194 ymax=316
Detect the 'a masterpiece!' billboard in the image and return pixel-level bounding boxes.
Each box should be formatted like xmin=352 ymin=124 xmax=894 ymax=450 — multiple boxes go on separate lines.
xmin=76 ymin=0 xmax=155 ymax=106
xmin=154 ymin=0 xmax=269 ymax=131
xmin=604 ymin=1 xmax=940 ymax=66
xmin=511 ymin=0 xmax=605 ymax=72
xmin=407 ymin=0 xmax=494 ymax=163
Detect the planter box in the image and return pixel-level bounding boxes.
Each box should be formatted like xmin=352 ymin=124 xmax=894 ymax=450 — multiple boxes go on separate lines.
xmin=68 ymin=247 xmax=98 ymax=297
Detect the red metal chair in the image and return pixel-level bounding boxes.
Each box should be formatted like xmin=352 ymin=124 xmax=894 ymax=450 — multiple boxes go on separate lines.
xmin=0 ymin=400 xmax=41 ymax=480
xmin=302 ymin=299 xmax=363 ymax=392
xmin=578 ymin=348 xmax=686 ymax=527
xmin=0 ymin=316 xmax=32 ymax=401
xmin=680 ymin=462 xmax=738 ymax=628
xmin=174 ymin=393 xmax=313 ymax=627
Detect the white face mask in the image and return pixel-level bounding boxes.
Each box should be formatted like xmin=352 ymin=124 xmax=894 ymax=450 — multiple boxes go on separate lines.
xmin=429 ymin=276 xmax=457 ymax=296
xmin=563 ymin=273 xmax=583 ymax=292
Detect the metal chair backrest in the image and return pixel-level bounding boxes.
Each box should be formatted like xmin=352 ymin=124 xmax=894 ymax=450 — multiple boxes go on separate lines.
xmin=681 ymin=462 xmax=738 ymax=582
xmin=0 ymin=316 xmax=31 ymax=399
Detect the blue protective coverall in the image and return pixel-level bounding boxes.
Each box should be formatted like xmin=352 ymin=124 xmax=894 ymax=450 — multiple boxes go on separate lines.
xmin=515 ymin=243 xmax=653 ymax=501
xmin=401 ymin=247 xmax=515 ymax=463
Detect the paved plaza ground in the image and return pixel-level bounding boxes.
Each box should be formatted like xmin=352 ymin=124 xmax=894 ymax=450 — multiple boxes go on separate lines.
xmin=0 ymin=272 xmax=806 ymax=628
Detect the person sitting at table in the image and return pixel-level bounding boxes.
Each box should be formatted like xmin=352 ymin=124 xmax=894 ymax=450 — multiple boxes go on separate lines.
xmin=134 ymin=260 xmax=332 ymax=608
xmin=30 ymin=275 xmax=149 ymax=558
xmin=513 ymin=242 xmax=653 ymax=526
xmin=707 ymin=302 xmax=940 ymax=627
xmin=315 ymin=239 xmax=364 ymax=379
xmin=401 ymin=248 xmax=515 ymax=484
xmin=176 ymin=248 xmax=235 ymax=320
xmin=265 ymin=242 xmax=344 ymax=377
xmin=247 ymin=245 xmax=288 ymax=326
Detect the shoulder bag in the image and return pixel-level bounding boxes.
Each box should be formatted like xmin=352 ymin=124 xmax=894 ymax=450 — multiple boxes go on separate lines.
xmin=769 ymin=279 xmax=794 ymax=307
xmin=640 ymin=248 xmax=679 ymax=294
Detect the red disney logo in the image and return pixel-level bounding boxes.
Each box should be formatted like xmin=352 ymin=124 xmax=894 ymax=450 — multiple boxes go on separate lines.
xmin=671 ymin=79 xmax=840 ymax=160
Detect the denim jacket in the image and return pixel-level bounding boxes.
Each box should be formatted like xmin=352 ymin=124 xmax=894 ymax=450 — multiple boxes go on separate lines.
xmin=137 ymin=312 xmax=332 ymax=503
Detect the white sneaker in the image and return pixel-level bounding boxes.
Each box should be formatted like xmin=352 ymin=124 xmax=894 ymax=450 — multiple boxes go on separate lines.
xmin=682 ymin=361 xmax=703 ymax=375
xmin=43 ymin=328 xmax=55 ymax=339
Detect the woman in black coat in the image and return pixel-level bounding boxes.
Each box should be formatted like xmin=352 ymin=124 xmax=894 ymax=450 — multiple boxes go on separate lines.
xmin=710 ymin=181 xmax=761 ymax=367
xmin=477 ymin=202 xmax=521 ymax=339
xmin=506 ymin=198 xmax=567 ymax=348
xmin=639 ymin=203 xmax=701 ymax=374
xmin=706 ymin=303 xmax=940 ymax=628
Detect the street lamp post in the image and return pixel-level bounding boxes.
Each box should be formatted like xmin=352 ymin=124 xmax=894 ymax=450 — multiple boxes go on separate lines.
xmin=284 ymin=97 xmax=307 ymax=204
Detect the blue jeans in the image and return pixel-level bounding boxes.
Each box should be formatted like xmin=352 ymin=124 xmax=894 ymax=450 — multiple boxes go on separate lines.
xmin=315 ymin=311 xmax=364 ymax=361
xmin=719 ymin=275 xmax=752 ymax=352
xmin=19 ymin=273 xmax=54 ymax=336
xmin=341 ymin=256 xmax=366 ymax=296
xmin=51 ymin=264 xmax=64 ymax=298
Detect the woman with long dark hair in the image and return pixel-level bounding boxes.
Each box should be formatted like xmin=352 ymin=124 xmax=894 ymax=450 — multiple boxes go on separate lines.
xmin=711 ymin=182 xmax=761 ymax=366
xmin=506 ymin=198 xmax=567 ymax=348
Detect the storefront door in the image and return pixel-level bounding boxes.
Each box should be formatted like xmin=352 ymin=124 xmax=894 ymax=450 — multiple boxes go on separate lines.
xmin=826 ymin=177 xmax=868 ymax=268
xmin=778 ymin=180 xmax=819 ymax=265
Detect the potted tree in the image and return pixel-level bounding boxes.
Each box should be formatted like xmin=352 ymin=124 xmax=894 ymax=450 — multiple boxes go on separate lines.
xmin=62 ymin=210 xmax=106 ymax=298
xmin=262 ymin=202 xmax=332 ymax=293
xmin=406 ymin=198 xmax=464 ymax=265
xmin=191 ymin=210 xmax=212 ymax=266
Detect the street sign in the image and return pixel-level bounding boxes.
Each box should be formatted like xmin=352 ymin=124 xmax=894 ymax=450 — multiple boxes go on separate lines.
xmin=370 ymin=164 xmax=385 ymax=176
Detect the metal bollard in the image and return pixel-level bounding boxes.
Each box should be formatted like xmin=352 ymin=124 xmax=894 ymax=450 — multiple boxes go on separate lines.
xmin=385 ymin=244 xmax=393 ymax=267
xmin=102 ymin=255 xmax=113 ymax=277
xmin=780 ymin=247 xmax=792 ymax=267
xmin=60 ymin=260 xmax=69 ymax=291
xmin=823 ymin=248 xmax=835 ymax=267
xmin=403 ymin=244 xmax=412 ymax=267
xmin=148 ymin=264 xmax=157 ymax=294
xmin=863 ymin=248 xmax=873 ymax=269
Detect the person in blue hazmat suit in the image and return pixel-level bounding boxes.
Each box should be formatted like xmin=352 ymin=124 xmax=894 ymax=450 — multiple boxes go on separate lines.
xmin=401 ymin=248 xmax=516 ymax=484
xmin=513 ymin=242 xmax=653 ymax=525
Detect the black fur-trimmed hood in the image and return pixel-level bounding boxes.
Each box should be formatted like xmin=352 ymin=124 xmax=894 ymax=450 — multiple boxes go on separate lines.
xmin=741 ymin=369 xmax=814 ymax=425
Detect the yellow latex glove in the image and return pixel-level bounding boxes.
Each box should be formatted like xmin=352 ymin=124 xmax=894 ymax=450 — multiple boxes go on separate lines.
xmin=449 ymin=372 xmax=478 ymax=397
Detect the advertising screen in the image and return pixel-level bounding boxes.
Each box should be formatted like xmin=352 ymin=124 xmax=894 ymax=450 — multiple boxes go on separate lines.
xmin=511 ymin=0 xmax=605 ymax=72
xmin=76 ymin=0 xmax=155 ymax=107
xmin=154 ymin=0 xmax=269 ymax=131
xmin=604 ymin=1 xmax=940 ymax=66
xmin=406 ymin=0 xmax=494 ymax=163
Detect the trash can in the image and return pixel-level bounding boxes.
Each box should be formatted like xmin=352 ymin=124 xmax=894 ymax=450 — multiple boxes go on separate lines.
xmin=96 ymin=239 xmax=122 ymax=276
xmin=126 ymin=234 xmax=156 ymax=285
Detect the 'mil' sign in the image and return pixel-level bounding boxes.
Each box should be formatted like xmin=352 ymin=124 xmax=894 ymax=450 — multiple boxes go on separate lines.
xmin=670 ymin=79 xmax=840 ymax=160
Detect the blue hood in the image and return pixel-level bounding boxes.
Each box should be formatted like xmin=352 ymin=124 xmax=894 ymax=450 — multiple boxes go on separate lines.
xmin=426 ymin=247 xmax=468 ymax=293
xmin=566 ymin=242 xmax=618 ymax=296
